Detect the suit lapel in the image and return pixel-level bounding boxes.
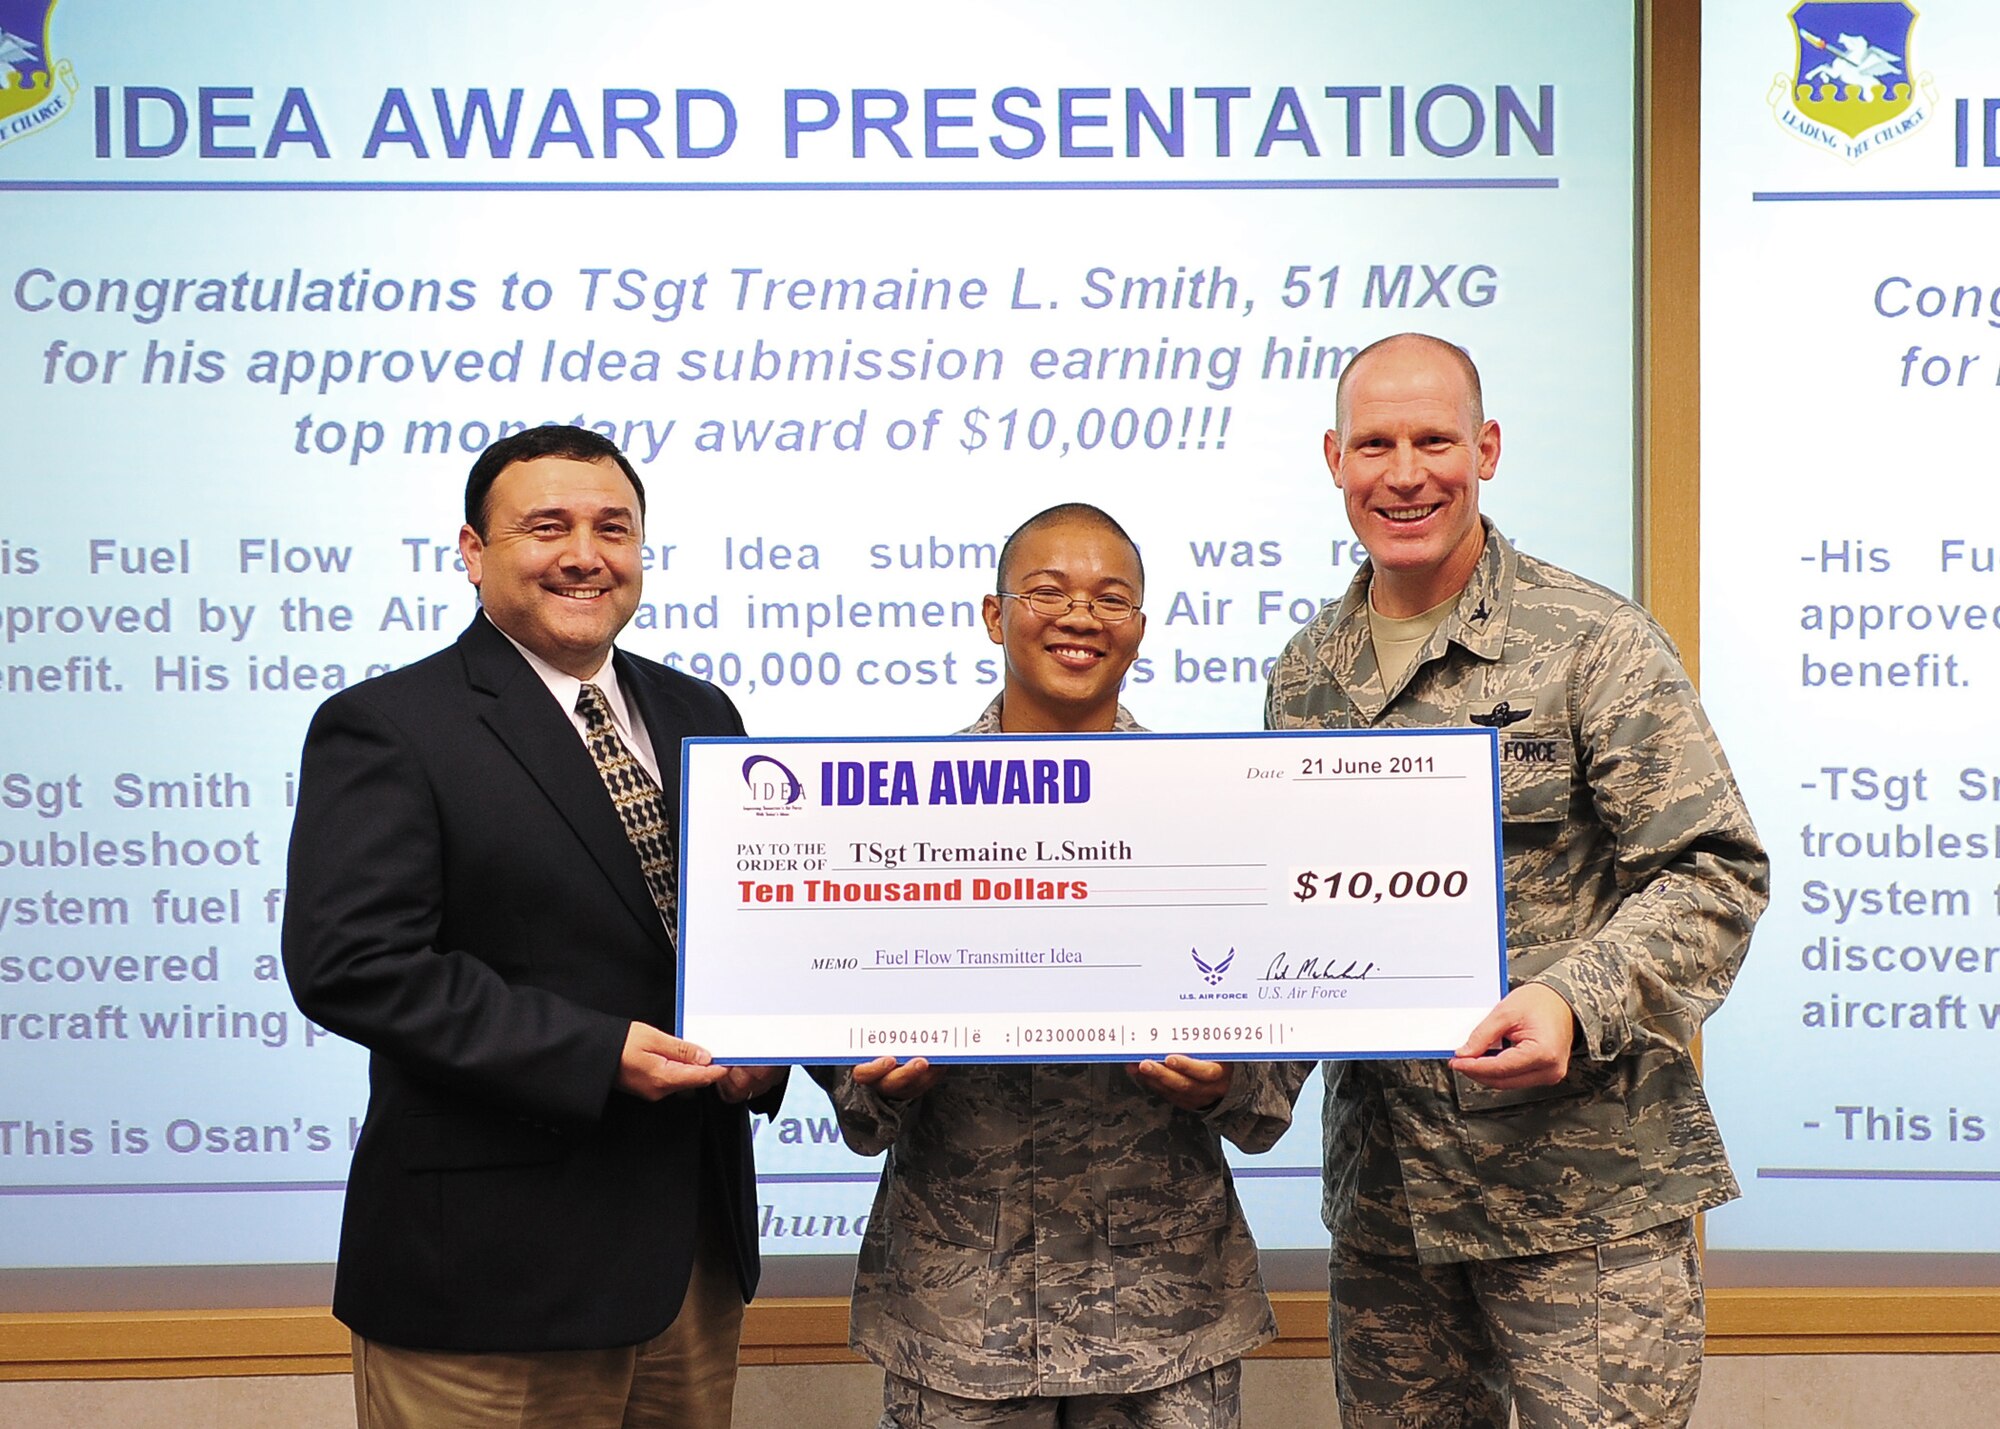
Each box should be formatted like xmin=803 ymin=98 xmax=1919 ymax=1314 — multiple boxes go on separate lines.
xmin=458 ymin=617 xmax=671 ymax=950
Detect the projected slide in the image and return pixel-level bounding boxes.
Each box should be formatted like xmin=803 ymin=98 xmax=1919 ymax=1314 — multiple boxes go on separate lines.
xmin=0 ymin=0 xmax=1635 ymax=1278
xmin=1702 ymin=0 xmax=2000 ymax=1282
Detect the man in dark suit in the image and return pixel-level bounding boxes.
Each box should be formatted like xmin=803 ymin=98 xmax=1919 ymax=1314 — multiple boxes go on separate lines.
xmin=284 ymin=425 xmax=783 ymax=1428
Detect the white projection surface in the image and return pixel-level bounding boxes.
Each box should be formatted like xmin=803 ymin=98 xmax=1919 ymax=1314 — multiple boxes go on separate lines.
xmin=0 ymin=0 xmax=1636 ymax=1295
xmin=1702 ymin=0 xmax=2000 ymax=1284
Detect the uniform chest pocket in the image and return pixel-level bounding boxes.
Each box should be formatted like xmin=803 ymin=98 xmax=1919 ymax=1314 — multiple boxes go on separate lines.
xmin=1493 ymin=725 xmax=1575 ymax=826
xmin=1106 ymin=1173 xmax=1227 ymax=1246
xmin=886 ymin=1169 xmax=999 ymax=1250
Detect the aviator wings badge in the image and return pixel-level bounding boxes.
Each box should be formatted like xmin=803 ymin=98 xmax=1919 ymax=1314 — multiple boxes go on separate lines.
xmin=1469 ymin=701 xmax=1532 ymax=729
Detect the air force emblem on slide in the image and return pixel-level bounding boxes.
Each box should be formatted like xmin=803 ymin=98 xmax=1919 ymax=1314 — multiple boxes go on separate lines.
xmin=1768 ymin=1 xmax=1935 ymax=161
xmin=0 ymin=1 xmax=76 ymax=149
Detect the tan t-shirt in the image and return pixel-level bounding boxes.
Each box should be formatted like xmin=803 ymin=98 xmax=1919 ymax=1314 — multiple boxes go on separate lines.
xmin=1367 ymin=591 xmax=1458 ymax=696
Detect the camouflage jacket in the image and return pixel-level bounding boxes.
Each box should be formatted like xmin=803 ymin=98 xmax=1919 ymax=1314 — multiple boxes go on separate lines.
xmin=1263 ymin=522 xmax=1768 ymax=1263
xmin=819 ymin=693 xmax=1309 ymax=1397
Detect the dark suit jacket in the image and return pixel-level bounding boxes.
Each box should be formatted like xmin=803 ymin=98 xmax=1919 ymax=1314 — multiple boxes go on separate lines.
xmin=283 ymin=614 xmax=767 ymax=1352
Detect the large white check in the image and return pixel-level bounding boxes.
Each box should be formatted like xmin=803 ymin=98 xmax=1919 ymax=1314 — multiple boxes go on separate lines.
xmin=677 ymin=729 xmax=1506 ymax=1062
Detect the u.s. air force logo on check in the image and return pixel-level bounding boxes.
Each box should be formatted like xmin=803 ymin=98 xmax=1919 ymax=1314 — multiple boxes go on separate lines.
xmin=1181 ymin=943 xmax=1246 ymax=1002
xmin=0 ymin=1 xmax=76 ymax=149
xmin=1189 ymin=946 xmax=1234 ymax=987
xmin=1768 ymin=1 xmax=1936 ymax=162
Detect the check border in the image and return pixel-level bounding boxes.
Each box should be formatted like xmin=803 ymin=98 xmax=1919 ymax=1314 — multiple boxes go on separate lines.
xmin=676 ymin=727 xmax=1508 ymax=1063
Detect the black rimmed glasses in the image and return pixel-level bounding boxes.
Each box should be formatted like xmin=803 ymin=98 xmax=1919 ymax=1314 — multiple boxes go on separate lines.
xmin=999 ymin=589 xmax=1141 ymax=622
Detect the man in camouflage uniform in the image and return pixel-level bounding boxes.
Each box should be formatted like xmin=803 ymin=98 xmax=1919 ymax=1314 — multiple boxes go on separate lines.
xmin=1263 ymin=334 xmax=1768 ymax=1428
xmin=822 ymin=503 xmax=1310 ymax=1428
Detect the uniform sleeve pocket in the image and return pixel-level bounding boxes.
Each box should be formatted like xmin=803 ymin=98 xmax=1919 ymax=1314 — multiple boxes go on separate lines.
xmin=1106 ymin=1173 xmax=1228 ymax=1246
xmin=1451 ymin=1042 xmax=1606 ymax=1113
xmin=1450 ymin=1072 xmax=1587 ymax=1113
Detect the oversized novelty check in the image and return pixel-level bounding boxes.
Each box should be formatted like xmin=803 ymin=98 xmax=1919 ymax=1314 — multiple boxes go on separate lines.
xmin=677 ymin=729 xmax=1505 ymax=1062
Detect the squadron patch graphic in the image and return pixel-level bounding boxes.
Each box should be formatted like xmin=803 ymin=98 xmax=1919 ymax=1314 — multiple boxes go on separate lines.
xmin=0 ymin=2 xmax=74 ymax=150
xmin=1768 ymin=2 xmax=1936 ymax=161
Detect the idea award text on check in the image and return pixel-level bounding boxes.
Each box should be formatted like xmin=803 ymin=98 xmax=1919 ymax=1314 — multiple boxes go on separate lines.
xmin=676 ymin=727 xmax=1506 ymax=1063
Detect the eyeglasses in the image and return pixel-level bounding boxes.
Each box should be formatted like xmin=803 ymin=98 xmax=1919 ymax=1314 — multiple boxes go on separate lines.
xmin=999 ymin=589 xmax=1141 ymax=622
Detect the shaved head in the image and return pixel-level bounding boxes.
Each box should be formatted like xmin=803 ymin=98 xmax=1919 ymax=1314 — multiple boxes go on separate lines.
xmin=1336 ymin=333 xmax=1484 ymax=434
xmin=996 ymin=502 xmax=1145 ymax=598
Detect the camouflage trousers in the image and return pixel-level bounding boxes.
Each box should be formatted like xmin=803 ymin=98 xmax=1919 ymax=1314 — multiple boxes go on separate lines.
xmin=881 ymin=1362 xmax=1240 ymax=1429
xmin=1330 ymin=1218 xmax=1703 ymax=1428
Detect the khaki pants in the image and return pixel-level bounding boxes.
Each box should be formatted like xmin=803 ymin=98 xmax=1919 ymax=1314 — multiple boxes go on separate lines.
xmin=352 ymin=1203 xmax=744 ymax=1429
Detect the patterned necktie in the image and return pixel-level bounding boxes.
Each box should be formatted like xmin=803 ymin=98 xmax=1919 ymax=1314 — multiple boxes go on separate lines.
xmin=575 ymin=682 xmax=677 ymax=936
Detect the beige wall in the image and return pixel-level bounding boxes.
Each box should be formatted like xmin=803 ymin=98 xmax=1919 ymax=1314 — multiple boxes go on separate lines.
xmin=7 ymin=1356 xmax=2000 ymax=1427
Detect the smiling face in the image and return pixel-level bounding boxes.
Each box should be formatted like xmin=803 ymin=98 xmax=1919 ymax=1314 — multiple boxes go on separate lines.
xmin=982 ymin=518 xmax=1146 ymax=732
xmin=458 ymin=455 xmax=644 ymax=678
xmin=1328 ymin=337 xmax=1501 ymax=617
